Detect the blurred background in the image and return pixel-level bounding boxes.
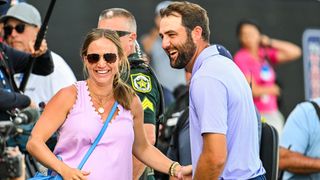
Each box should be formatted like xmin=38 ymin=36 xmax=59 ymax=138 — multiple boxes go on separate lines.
xmin=28 ymin=0 xmax=320 ymax=117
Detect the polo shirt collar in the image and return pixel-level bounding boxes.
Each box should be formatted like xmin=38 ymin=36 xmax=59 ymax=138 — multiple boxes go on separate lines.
xmin=192 ymin=45 xmax=219 ymax=77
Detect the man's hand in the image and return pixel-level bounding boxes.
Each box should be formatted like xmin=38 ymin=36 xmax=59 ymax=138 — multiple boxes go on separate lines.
xmin=29 ymin=39 xmax=48 ymax=58
xmin=29 ymin=100 xmax=38 ymax=109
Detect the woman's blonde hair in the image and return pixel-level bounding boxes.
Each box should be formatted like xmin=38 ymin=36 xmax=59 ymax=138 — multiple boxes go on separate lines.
xmin=81 ymin=28 xmax=135 ymax=109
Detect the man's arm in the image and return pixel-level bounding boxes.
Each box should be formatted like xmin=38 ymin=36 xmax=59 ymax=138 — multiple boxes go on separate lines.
xmin=2 ymin=41 xmax=53 ymax=75
xmin=31 ymin=50 xmax=54 ymax=75
xmin=133 ymin=124 xmax=156 ymax=179
xmin=279 ymin=147 xmax=320 ymax=174
xmin=0 ymin=88 xmax=30 ymax=110
xmin=194 ymin=133 xmax=227 ymax=180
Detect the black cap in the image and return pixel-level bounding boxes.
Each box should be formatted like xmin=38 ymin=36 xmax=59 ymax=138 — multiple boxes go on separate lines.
xmin=0 ymin=0 xmax=7 ymax=5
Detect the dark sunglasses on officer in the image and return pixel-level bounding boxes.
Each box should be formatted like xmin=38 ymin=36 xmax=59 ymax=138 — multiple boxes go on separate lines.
xmin=114 ymin=30 xmax=131 ymax=37
xmin=86 ymin=53 xmax=117 ymax=64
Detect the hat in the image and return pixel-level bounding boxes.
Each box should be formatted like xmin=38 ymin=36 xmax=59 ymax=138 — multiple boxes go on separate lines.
xmin=0 ymin=0 xmax=7 ymax=5
xmin=0 ymin=2 xmax=41 ymax=27
xmin=0 ymin=0 xmax=8 ymax=16
xmin=155 ymin=1 xmax=171 ymax=15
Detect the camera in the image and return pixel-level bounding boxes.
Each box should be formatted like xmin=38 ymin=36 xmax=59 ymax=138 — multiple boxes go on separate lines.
xmin=0 ymin=121 xmax=23 ymax=179
xmin=0 ymin=107 xmax=39 ymax=179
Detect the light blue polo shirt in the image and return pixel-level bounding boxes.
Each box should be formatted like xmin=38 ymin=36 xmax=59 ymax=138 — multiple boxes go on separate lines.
xmin=189 ymin=45 xmax=265 ymax=179
xmin=280 ymin=98 xmax=320 ymax=180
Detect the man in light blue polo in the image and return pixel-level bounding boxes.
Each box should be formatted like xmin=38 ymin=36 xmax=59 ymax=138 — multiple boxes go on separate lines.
xmin=279 ymin=98 xmax=320 ymax=179
xmin=159 ymin=1 xmax=266 ymax=179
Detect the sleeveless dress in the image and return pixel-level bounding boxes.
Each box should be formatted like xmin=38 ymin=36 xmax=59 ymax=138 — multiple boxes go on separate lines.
xmin=53 ymin=81 xmax=134 ymax=179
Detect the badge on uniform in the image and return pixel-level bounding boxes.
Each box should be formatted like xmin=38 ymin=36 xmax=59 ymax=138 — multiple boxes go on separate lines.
xmin=130 ymin=73 xmax=152 ymax=93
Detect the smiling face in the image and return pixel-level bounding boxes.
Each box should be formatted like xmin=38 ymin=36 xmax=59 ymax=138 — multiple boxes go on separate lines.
xmin=159 ymin=14 xmax=197 ymax=69
xmin=84 ymin=37 xmax=119 ymax=86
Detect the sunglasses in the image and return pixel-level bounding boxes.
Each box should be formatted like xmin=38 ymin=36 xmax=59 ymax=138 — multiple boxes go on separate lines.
xmin=4 ymin=23 xmax=25 ymax=36
xmin=115 ymin=30 xmax=131 ymax=37
xmin=86 ymin=53 xmax=117 ymax=64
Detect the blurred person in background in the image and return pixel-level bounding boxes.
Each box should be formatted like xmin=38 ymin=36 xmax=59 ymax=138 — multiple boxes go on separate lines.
xmin=141 ymin=1 xmax=185 ymax=105
xmin=0 ymin=6 xmax=52 ymax=120
xmin=234 ymin=19 xmax=301 ymax=135
xmin=1 ymin=2 xmax=76 ymax=106
xmin=98 ymin=8 xmax=164 ymax=180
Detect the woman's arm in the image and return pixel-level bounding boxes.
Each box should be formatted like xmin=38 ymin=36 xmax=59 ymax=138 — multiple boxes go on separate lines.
xmin=261 ymin=35 xmax=301 ymax=63
xmin=26 ymin=85 xmax=89 ymax=179
xmin=131 ymin=95 xmax=191 ymax=178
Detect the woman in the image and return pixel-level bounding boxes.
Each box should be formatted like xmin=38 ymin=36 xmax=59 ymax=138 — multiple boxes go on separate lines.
xmin=234 ymin=19 xmax=301 ymax=135
xmin=26 ymin=29 xmax=191 ymax=180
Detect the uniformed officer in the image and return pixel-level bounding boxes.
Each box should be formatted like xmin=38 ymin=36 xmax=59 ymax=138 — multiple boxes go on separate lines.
xmin=97 ymin=8 xmax=164 ymax=180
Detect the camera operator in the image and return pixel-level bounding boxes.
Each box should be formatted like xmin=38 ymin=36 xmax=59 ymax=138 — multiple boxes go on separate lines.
xmin=0 ymin=0 xmax=53 ymax=179
xmin=0 ymin=37 xmax=51 ymax=179
xmin=0 ymin=23 xmax=53 ymax=121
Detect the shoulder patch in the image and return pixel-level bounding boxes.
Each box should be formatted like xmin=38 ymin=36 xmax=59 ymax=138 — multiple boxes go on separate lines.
xmin=130 ymin=73 xmax=152 ymax=93
xmin=141 ymin=97 xmax=154 ymax=112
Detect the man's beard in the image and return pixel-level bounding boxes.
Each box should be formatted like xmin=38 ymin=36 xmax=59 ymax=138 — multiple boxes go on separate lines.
xmin=169 ymin=32 xmax=196 ymax=69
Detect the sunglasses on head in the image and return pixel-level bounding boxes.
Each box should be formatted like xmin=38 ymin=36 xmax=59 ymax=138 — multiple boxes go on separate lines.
xmin=4 ymin=23 xmax=26 ymax=36
xmin=115 ymin=30 xmax=131 ymax=37
xmin=86 ymin=53 xmax=117 ymax=64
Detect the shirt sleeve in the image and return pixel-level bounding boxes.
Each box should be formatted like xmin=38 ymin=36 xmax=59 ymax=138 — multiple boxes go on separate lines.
xmin=32 ymin=50 xmax=54 ymax=75
xmin=136 ymin=91 xmax=157 ymax=125
xmin=129 ymin=70 xmax=159 ymax=125
xmin=0 ymin=89 xmax=30 ymax=110
xmin=265 ymin=47 xmax=278 ymax=64
xmin=280 ymin=103 xmax=309 ymax=153
xmin=190 ymin=76 xmax=228 ymax=135
xmin=3 ymin=43 xmax=53 ymax=75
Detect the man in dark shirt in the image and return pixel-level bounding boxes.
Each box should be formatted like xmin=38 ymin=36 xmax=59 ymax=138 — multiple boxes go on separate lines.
xmin=0 ymin=41 xmax=53 ymax=120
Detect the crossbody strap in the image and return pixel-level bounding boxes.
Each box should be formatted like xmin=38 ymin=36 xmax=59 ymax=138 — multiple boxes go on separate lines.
xmin=77 ymin=101 xmax=118 ymax=169
xmin=309 ymin=101 xmax=320 ymax=122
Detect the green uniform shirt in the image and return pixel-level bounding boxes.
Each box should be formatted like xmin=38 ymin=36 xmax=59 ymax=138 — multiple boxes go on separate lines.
xmin=128 ymin=53 xmax=161 ymax=125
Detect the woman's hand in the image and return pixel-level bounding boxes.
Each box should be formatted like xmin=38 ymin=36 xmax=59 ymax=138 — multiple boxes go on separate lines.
xmin=60 ymin=166 xmax=90 ymax=180
xmin=260 ymin=34 xmax=272 ymax=47
xmin=175 ymin=165 xmax=192 ymax=180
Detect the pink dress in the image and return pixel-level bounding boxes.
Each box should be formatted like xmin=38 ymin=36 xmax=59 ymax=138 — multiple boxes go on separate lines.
xmin=234 ymin=47 xmax=278 ymax=113
xmin=53 ymin=81 xmax=134 ymax=180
